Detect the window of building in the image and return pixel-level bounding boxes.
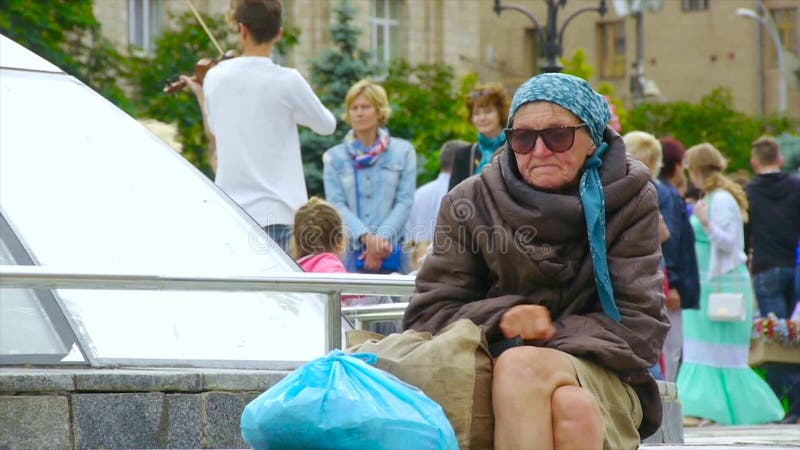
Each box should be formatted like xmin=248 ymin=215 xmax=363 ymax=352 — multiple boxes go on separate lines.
xmin=597 ymin=21 xmax=626 ymax=79
xmin=371 ymin=0 xmax=402 ymax=67
xmin=682 ymin=0 xmax=709 ymax=12
xmin=129 ymin=0 xmax=162 ymax=54
xmin=770 ymin=8 xmax=799 ymax=58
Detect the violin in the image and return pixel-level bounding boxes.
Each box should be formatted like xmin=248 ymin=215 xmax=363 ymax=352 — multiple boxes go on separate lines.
xmin=163 ymin=0 xmax=236 ymax=94
xmin=162 ymin=50 xmax=236 ymax=94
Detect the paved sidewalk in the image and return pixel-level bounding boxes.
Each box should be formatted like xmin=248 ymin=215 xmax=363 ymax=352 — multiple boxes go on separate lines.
xmin=641 ymin=424 xmax=800 ymax=449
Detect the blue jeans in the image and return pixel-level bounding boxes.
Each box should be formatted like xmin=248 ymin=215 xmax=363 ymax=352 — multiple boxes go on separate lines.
xmin=754 ymin=266 xmax=800 ymax=420
xmin=753 ymin=266 xmax=797 ymax=318
xmin=764 ymin=362 xmax=800 ymax=419
xmin=264 ymin=224 xmax=292 ymax=254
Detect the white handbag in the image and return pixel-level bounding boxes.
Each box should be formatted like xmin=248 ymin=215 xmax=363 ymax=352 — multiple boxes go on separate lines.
xmin=707 ymin=292 xmax=746 ymax=322
xmin=704 ymin=193 xmax=747 ymax=323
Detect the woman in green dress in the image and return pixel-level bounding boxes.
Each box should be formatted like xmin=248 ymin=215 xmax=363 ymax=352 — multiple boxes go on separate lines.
xmin=677 ymin=143 xmax=784 ymax=425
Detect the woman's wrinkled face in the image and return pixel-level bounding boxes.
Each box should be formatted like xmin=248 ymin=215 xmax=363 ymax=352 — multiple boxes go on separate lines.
xmin=512 ymin=102 xmax=595 ymax=191
xmin=471 ymin=105 xmax=503 ymax=137
xmin=348 ymin=94 xmax=381 ymax=136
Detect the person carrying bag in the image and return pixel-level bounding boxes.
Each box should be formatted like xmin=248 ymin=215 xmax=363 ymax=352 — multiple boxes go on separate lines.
xmin=677 ymin=143 xmax=783 ymax=425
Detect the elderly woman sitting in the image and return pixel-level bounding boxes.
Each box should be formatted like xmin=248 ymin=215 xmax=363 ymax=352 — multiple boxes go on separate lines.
xmin=403 ymin=74 xmax=669 ymax=450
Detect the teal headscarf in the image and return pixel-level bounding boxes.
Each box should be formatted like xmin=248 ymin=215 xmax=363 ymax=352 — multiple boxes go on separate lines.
xmin=508 ymin=73 xmax=620 ymax=322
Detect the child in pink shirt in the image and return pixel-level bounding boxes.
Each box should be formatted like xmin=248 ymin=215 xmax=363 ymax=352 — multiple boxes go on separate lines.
xmin=292 ymin=197 xmax=348 ymax=275
xmin=292 ymin=198 xmax=398 ymax=333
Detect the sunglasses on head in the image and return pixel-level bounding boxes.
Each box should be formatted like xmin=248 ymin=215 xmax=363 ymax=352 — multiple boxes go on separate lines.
xmin=503 ymin=124 xmax=588 ymax=154
xmin=470 ymin=89 xmax=491 ymax=100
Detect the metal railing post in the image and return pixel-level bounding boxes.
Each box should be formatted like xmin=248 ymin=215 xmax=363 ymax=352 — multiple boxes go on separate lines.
xmin=0 ymin=266 xmax=415 ymax=367
xmin=325 ymin=290 xmax=342 ymax=353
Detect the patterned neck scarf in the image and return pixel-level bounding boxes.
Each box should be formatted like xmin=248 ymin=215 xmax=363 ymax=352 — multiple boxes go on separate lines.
xmin=476 ymin=132 xmax=506 ymax=174
xmin=345 ymin=127 xmax=391 ymax=168
xmin=507 ymin=73 xmax=620 ymax=322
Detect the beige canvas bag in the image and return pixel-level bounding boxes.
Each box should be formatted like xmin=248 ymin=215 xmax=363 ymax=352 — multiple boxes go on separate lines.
xmin=347 ymin=319 xmax=494 ymax=450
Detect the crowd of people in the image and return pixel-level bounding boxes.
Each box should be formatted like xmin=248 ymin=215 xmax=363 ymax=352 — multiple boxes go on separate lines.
xmin=185 ymin=0 xmax=800 ymax=448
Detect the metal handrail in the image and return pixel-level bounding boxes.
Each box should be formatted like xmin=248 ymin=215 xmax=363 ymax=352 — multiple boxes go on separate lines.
xmin=341 ymin=303 xmax=410 ymax=330
xmin=0 ymin=265 xmax=416 ymax=354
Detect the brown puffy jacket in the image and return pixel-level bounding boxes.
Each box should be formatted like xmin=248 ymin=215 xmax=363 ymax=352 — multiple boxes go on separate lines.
xmin=403 ymin=127 xmax=670 ymax=438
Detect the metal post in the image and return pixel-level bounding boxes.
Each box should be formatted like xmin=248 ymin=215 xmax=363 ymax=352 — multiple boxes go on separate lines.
xmin=325 ymin=290 xmax=342 ymax=353
xmin=765 ymin=17 xmax=787 ymax=114
xmin=493 ymin=0 xmax=606 ymax=74
xmin=542 ymin=0 xmax=562 ymax=73
xmin=736 ymin=5 xmax=787 ymax=114
xmin=632 ymin=10 xmax=645 ymax=106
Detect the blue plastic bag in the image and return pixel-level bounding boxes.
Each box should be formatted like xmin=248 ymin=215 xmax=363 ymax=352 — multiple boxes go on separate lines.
xmin=240 ymin=350 xmax=458 ymax=450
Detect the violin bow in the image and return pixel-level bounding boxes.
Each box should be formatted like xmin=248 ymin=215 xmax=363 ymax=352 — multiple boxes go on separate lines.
xmin=185 ymin=0 xmax=225 ymax=57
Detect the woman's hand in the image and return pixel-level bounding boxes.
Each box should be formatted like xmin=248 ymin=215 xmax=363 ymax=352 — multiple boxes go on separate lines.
xmin=693 ymin=199 xmax=709 ymax=229
xmin=361 ymin=251 xmax=384 ymax=272
xmin=665 ymin=289 xmax=681 ymax=311
xmin=359 ymin=233 xmax=391 ymax=272
xmin=499 ymin=304 xmax=556 ymax=341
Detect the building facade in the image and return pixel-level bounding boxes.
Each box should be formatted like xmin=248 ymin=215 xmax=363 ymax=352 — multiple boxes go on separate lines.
xmin=95 ymin=0 xmax=799 ymax=118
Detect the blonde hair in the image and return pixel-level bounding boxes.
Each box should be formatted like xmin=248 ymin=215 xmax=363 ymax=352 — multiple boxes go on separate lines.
xmin=291 ymin=197 xmax=346 ymax=259
xmin=623 ymin=131 xmax=662 ymax=179
xmin=343 ymin=79 xmax=392 ymax=125
xmin=685 ymin=143 xmax=749 ymax=222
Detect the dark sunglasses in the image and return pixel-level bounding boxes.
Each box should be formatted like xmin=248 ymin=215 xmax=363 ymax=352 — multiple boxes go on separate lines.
xmin=504 ymin=124 xmax=588 ymax=154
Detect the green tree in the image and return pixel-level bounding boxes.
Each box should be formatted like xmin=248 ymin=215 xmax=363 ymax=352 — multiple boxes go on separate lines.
xmin=626 ymin=88 xmax=798 ymax=173
xmin=301 ymin=0 xmax=378 ymax=196
xmin=0 ymin=0 xmax=130 ymax=110
xmin=560 ymin=49 xmax=593 ymax=81
xmin=383 ymin=61 xmax=477 ymax=184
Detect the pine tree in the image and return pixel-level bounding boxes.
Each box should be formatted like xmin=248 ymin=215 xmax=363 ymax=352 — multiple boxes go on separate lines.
xmin=301 ymin=0 xmax=377 ymax=197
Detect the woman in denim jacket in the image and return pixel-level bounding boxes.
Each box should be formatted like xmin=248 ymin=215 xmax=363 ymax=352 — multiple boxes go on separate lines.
xmin=322 ymin=79 xmax=416 ymax=274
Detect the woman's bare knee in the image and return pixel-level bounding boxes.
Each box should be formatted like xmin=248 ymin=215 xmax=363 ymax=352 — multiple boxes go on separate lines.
xmin=552 ymin=385 xmax=603 ymax=449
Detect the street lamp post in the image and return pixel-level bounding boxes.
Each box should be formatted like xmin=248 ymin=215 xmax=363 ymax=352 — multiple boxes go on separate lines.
xmin=736 ymin=6 xmax=787 ymax=114
xmin=493 ymin=0 xmax=607 ymax=73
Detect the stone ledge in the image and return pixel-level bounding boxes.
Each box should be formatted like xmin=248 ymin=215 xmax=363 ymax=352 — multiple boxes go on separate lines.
xmin=644 ymin=381 xmax=683 ymax=445
xmin=0 ymin=368 xmax=682 ymax=448
xmin=74 ymin=370 xmax=202 ymax=392
xmin=203 ymin=370 xmax=286 ymax=391
xmin=0 ymin=367 xmax=290 ymax=394
xmin=0 ymin=369 xmax=75 ymax=393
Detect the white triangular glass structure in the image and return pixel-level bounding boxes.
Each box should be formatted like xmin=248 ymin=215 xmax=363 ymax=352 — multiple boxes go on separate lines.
xmin=0 ymin=34 xmax=333 ymax=368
